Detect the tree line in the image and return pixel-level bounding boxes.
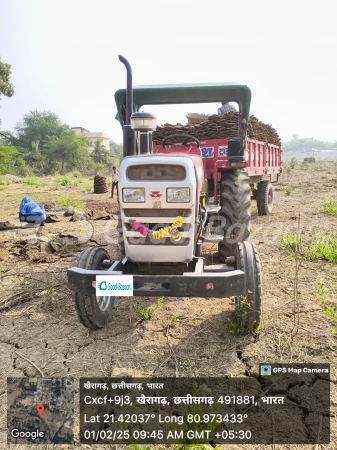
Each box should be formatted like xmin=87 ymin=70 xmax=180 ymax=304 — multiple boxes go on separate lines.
xmin=1 ymin=56 xmax=123 ymax=176
xmin=282 ymin=137 xmax=337 ymax=154
xmin=0 ymin=110 xmax=123 ymax=176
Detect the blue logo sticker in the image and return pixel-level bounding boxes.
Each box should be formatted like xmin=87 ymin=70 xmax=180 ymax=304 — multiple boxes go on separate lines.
xmin=98 ymin=281 xmax=107 ymax=290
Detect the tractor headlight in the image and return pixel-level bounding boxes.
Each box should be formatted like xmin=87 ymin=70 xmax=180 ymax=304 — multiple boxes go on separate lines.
xmin=122 ymin=188 xmax=145 ymax=203
xmin=167 ymin=188 xmax=190 ymax=203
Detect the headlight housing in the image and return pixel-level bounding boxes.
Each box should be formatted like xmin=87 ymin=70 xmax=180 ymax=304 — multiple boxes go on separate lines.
xmin=167 ymin=188 xmax=190 ymax=203
xmin=122 ymin=188 xmax=145 ymax=203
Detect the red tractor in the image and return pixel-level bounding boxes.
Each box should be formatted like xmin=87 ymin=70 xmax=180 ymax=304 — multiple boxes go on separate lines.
xmin=67 ymin=56 xmax=281 ymax=331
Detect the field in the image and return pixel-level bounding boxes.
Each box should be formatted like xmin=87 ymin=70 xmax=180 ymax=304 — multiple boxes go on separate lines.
xmin=0 ymin=160 xmax=337 ymax=450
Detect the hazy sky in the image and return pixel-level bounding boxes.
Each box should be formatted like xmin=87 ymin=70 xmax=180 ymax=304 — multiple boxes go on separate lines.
xmin=1 ymin=0 xmax=336 ymax=143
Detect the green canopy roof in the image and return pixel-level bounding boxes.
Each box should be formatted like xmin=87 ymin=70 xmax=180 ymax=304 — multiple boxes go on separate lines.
xmin=114 ymin=82 xmax=251 ymax=125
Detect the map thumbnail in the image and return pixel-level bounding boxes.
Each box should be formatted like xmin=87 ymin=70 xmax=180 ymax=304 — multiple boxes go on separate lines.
xmin=7 ymin=377 xmax=74 ymax=444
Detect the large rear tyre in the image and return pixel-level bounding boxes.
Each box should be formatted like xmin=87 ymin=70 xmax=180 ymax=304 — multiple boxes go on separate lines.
xmin=256 ymin=180 xmax=273 ymax=216
xmin=218 ymin=170 xmax=251 ymax=261
xmin=234 ymin=241 xmax=262 ymax=329
xmin=74 ymin=247 xmax=114 ymax=329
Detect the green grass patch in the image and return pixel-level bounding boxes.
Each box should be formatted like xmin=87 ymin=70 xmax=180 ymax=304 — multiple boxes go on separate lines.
xmin=212 ymin=296 xmax=259 ymax=336
xmin=61 ymin=177 xmax=72 ymax=186
xmin=0 ymin=185 xmax=8 ymax=191
xmin=0 ymin=176 xmax=9 ymax=186
xmin=72 ymin=178 xmax=83 ymax=186
xmin=280 ymin=230 xmax=305 ymax=256
xmin=58 ymin=194 xmax=84 ymax=209
xmin=23 ymin=176 xmax=39 ymax=185
xmin=285 ymin=188 xmax=292 ymax=196
xmin=320 ymin=199 xmax=337 ymax=216
xmin=304 ymin=232 xmax=337 ymax=264
xmin=132 ymin=297 xmax=162 ymax=322
xmin=84 ymin=182 xmax=93 ymax=192
xmin=88 ymin=175 xmax=94 ymax=180
xmin=316 ymin=279 xmax=337 ymax=333
xmin=280 ymin=230 xmax=337 ymax=263
xmin=72 ymin=170 xmax=81 ymax=178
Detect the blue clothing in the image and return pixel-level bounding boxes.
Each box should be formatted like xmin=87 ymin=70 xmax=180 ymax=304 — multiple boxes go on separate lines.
xmin=19 ymin=197 xmax=46 ymax=224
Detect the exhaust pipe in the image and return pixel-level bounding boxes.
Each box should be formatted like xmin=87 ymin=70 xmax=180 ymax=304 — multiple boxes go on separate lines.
xmin=118 ymin=55 xmax=136 ymax=157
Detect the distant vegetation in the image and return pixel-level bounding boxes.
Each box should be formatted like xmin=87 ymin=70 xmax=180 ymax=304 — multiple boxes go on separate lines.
xmin=0 ymin=110 xmax=123 ymax=176
xmin=282 ymin=137 xmax=337 ymax=154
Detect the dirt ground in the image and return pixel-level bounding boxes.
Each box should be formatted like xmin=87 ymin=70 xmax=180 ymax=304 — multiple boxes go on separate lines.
xmin=0 ymin=162 xmax=336 ymax=450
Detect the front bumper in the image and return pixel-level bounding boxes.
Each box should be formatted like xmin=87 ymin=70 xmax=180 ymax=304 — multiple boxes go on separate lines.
xmin=67 ymin=258 xmax=245 ymax=298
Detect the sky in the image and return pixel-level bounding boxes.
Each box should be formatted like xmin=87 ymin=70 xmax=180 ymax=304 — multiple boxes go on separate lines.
xmin=0 ymin=0 xmax=336 ymax=144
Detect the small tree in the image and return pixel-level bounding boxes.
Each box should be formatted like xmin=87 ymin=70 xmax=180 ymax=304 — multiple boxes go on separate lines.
xmin=45 ymin=129 xmax=90 ymax=174
xmin=91 ymin=140 xmax=111 ymax=165
xmin=110 ymin=139 xmax=123 ymax=163
xmin=0 ymin=58 xmax=14 ymax=126
xmin=10 ymin=110 xmax=66 ymax=159
xmin=0 ymin=145 xmax=18 ymax=174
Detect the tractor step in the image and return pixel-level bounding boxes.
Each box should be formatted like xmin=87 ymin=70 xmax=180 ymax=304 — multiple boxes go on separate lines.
xmin=205 ymin=199 xmax=221 ymax=215
xmin=202 ymin=234 xmax=223 ymax=243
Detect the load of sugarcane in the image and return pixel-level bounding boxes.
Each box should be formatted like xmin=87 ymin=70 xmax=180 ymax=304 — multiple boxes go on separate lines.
xmin=152 ymin=111 xmax=281 ymax=147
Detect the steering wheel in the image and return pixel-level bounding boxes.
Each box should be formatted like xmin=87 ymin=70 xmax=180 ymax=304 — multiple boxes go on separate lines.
xmin=162 ymin=134 xmax=200 ymax=148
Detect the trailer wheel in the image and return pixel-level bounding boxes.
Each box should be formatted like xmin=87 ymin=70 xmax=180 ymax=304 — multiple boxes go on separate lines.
xmin=256 ymin=180 xmax=273 ymax=215
xmin=74 ymin=247 xmax=114 ymax=329
xmin=218 ymin=170 xmax=251 ymax=261
xmin=235 ymin=241 xmax=262 ymax=330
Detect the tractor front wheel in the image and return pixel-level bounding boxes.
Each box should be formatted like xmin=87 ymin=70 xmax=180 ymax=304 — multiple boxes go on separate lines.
xmin=256 ymin=180 xmax=273 ymax=215
xmin=234 ymin=241 xmax=262 ymax=330
xmin=74 ymin=247 xmax=114 ymax=329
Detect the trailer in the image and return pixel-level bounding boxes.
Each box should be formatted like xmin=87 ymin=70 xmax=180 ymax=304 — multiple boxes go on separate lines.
xmin=154 ymin=137 xmax=282 ymax=211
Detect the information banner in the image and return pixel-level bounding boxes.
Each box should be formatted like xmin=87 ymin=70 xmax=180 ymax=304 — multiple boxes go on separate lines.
xmin=79 ymin=365 xmax=330 ymax=444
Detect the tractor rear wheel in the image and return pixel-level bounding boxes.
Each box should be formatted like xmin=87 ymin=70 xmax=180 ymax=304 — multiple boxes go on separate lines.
xmin=74 ymin=247 xmax=114 ymax=329
xmin=256 ymin=180 xmax=273 ymax=215
xmin=218 ymin=170 xmax=251 ymax=261
xmin=234 ymin=241 xmax=262 ymax=329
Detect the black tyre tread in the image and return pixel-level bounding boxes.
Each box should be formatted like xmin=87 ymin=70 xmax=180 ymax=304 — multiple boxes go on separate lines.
xmin=256 ymin=180 xmax=273 ymax=216
xmin=75 ymin=247 xmax=114 ymax=330
xmin=236 ymin=241 xmax=262 ymax=329
xmin=218 ymin=170 xmax=251 ymax=260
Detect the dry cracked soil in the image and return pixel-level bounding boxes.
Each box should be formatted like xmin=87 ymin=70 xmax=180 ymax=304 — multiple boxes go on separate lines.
xmin=0 ymin=162 xmax=336 ymax=450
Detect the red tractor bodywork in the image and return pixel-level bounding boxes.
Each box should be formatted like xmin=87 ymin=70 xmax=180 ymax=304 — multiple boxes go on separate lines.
xmin=153 ymin=137 xmax=282 ymax=203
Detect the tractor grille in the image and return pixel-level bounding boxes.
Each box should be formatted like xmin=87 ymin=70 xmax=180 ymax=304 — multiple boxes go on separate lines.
xmin=127 ymin=164 xmax=186 ymax=181
xmin=124 ymin=208 xmax=191 ymax=217
xmin=126 ymin=237 xmax=190 ymax=246
xmin=123 ymin=209 xmax=194 ymax=247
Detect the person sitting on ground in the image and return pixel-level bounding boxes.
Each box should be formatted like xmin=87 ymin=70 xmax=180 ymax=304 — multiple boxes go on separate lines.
xmin=217 ymin=101 xmax=236 ymax=115
xmin=110 ymin=166 xmax=119 ymax=199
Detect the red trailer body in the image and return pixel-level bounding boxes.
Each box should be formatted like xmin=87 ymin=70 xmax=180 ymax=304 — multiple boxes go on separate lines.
xmin=153 ymin=137 xmax=282 ymax=203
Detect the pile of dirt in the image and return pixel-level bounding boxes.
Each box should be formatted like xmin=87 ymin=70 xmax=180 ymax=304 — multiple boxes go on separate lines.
xmin=4 ymin=174 xmax=22 ymax=183
xmin=94 ymin=175 xmax=108 ymax=194
xmin=153 ymin=111 xmax=281 ymax=146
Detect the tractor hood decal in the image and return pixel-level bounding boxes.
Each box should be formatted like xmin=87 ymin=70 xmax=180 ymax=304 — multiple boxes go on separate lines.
xmin=150 ymin=191 xmax=162 ymax=208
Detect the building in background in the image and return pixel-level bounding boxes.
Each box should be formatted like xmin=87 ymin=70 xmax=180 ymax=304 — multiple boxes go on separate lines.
xmin=71 ymin=127 xmax=110 ymax=150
